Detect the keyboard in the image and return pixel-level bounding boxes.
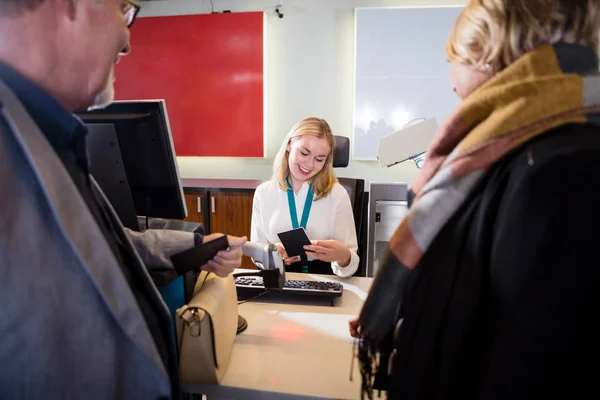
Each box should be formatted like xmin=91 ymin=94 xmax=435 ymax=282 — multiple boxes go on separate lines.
xmin=235 ymin=276 xmax=343 ymax=299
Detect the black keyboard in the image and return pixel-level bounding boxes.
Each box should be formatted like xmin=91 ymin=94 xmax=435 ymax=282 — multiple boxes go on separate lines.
xmin=235 ymin=276 xmax=343 ymax=298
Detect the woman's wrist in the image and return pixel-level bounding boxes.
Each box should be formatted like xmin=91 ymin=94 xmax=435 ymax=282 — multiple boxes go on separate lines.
xmin=337 ymin=248 xmax=352 ymax=268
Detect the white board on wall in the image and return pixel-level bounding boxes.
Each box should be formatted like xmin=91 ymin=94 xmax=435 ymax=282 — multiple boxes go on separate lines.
xmin=353 ymin=6 xmax=464 ymax=160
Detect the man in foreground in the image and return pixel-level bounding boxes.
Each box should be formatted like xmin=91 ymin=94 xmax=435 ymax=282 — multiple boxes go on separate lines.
xmin=0 ymin=1 xmax=245 ymax=398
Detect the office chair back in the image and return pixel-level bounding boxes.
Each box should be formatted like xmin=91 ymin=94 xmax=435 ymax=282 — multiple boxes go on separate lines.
xmin=333 ymin=135 xmax=367 ymax=276
xmin=337 ymin=178 xmax=364 ymax=225
xmin=332 ymin=135 xmax=350 ymax=168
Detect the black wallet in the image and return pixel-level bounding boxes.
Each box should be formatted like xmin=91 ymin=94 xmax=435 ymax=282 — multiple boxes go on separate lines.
xmin=170 ymin=235 xmax=229 ymax=276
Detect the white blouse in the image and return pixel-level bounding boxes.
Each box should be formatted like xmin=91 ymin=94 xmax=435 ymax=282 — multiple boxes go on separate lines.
xmin=251 ymin=179 xmax=359 ymax=277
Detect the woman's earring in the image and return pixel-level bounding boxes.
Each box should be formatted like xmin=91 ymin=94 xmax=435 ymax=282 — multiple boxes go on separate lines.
xmin=481 ymin=63 xmax=491 ymax=71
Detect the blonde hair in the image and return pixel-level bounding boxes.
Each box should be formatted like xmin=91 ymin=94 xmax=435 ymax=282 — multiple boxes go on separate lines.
xmin=446 ymin=0 xmax=600 ymax=72
xmin=273 ymin=117 xmax=338 ymax=200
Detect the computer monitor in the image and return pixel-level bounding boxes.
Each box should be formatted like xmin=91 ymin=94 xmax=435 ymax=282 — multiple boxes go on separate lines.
xmin=76 ymin=100 xmax=188 ymax=230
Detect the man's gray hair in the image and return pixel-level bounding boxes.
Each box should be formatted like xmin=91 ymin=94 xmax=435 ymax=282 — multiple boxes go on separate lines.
xmin=0 ymin=0 xmax=48 ymax=14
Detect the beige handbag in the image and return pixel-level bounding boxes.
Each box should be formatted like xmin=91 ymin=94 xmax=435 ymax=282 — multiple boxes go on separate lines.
xmin=175 ymin=271 xmax=238 ymax=384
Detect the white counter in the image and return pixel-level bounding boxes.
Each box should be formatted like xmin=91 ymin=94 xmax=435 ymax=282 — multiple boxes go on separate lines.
xmin=182 ymin=270 xmax=373 ymax=399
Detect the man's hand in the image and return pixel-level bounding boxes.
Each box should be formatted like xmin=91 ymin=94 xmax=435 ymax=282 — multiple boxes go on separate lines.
xmin=201 ymin=234 xmax=247 ymax=277
xmin=304 ymin=240 xmax=351 ymax=267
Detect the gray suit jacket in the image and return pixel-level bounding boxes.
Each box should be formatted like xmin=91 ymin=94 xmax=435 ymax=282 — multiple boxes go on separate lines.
xmin=0 ymin=80 xmax=195 ymax=399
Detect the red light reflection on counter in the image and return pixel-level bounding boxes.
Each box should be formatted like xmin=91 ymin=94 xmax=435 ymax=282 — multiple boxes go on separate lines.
xmin=270 ymin=322 xmax=306 ymax=341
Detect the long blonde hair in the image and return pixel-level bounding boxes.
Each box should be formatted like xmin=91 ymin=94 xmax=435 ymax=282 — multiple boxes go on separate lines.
xmin=446 ymin=0 xmax=600 ymax=72
xmin=273 ymin=117 xmax=337 ymax=200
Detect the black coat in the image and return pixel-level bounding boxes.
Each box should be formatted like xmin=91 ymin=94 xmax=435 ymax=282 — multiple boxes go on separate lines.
xmin=386 ymin=123 xmax=600 ymax=399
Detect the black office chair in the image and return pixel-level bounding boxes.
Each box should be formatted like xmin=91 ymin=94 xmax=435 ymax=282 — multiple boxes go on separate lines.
xmin=333 ymin=136 xmax=368 ymax=277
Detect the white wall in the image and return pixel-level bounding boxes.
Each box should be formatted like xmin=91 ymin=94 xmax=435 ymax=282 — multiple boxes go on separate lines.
xmin=138 ymin=0 xmax=467 ymax=186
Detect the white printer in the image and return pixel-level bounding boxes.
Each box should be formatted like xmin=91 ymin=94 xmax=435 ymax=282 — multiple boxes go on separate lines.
xmin=377 ymin=118 xmax=439 ymax=168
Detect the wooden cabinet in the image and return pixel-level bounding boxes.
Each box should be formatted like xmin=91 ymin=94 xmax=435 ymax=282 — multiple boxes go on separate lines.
xmin=208 ymin=192 xmax=255 ymax=269
xmin=182 ymin=179 xmax=263 ymax=270
xmin=209 ymin=192 xmax=253 ymax=236
xmin=183 ymin=192 xmax=205 ymax=225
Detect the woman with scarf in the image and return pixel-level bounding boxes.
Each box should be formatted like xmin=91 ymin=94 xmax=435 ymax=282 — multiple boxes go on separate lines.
xmin=355 ymin=0 xmax=600 ymax=398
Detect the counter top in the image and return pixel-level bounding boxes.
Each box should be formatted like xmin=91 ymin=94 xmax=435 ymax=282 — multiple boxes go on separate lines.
xmin=182 ymin=270 xmax=372 ymax=399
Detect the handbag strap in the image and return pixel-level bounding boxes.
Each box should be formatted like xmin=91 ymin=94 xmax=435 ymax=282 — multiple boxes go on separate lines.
xmin=176 ymin=270 xmax=210 ymax=354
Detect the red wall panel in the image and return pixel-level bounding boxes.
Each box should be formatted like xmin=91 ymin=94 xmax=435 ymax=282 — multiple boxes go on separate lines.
xmin=114 ymin=12 xmax=264 ymax=157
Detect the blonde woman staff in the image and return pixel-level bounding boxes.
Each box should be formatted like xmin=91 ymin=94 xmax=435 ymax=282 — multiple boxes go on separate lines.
xmin=251 ymin=117 xmax=359 ymax=277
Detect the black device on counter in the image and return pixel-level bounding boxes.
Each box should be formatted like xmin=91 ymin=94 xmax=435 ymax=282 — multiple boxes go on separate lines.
xmin=235 ymin=276 xmax=343 ymax=299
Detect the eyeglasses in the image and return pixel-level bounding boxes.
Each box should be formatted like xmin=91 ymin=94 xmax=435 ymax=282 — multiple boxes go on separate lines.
xmin=122 ymin=1 xmax=141 ymax=28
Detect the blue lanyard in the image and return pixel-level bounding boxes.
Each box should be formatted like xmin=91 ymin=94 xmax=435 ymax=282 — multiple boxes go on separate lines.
xmin=286 ymin=178 xmax=313 ymax=272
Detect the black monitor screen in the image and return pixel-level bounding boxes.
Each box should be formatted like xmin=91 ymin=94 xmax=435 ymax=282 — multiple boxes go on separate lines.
xmin=76 ymin=100 xmax=187 ymax=230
